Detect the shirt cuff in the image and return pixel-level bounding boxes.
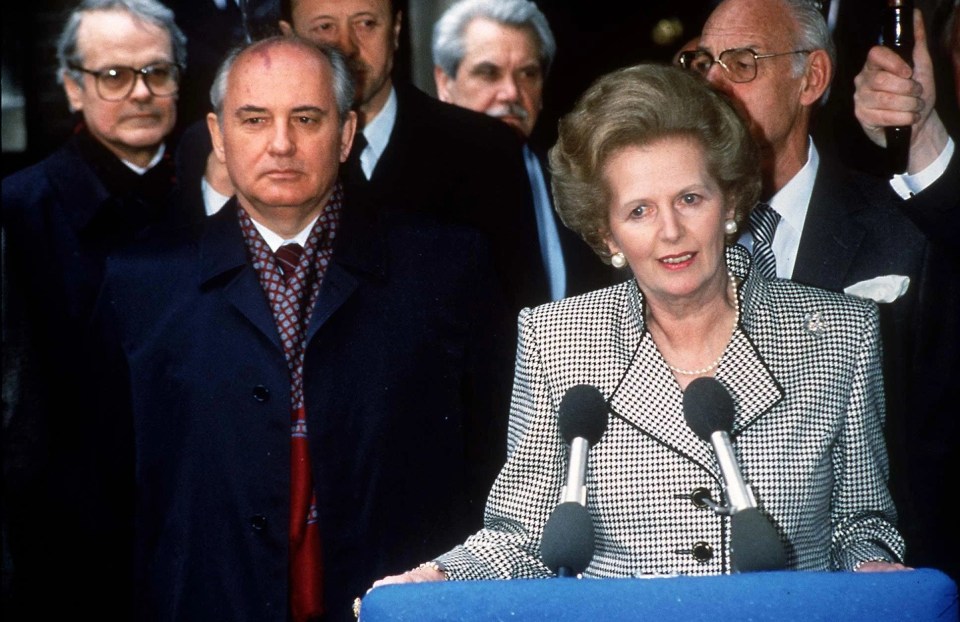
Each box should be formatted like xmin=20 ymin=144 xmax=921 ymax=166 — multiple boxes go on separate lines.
xmin=889 ymin=136 xmax=955 ymax=199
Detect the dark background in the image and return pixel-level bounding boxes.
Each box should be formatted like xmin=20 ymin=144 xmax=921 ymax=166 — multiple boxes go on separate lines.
xmin=2 ymin=1 xmax=958 ymax=190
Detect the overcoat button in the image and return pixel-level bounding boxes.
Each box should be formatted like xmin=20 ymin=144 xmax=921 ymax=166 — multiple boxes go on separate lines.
xmin=250 ymin=514 xmax=268 ymax=531
xmin=252 ymin=385 xmax=270 ymax=402
xmin=692 ymin=541 xmax=714 ymax=561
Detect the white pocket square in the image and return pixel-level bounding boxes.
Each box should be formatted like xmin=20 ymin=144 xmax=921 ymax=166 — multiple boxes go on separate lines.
xmin=844 ymin=275 xmax=910 ymax=303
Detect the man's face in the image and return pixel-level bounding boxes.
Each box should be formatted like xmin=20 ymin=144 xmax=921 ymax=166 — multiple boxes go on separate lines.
xmin=62 ymin=9 xmax=177 ymax=167
xmin=282 ymin=0 xmax=399 ymax=121
xmin=435 ymin=18 xmax=544 ymax=138
xmin=698 ymin=0 xmax=809 ymax=162
xmin=208 ymin=42 xmax=356 ymax=222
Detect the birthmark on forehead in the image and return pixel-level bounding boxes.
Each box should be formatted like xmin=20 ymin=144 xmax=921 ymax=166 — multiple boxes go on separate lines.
xmin=251 ymin=46 xmax=274 ymax=69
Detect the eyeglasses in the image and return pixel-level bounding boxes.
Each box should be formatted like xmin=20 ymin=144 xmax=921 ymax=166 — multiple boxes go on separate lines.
xmin=677 ymin=48 xmax=812 ymax=83
xmin=69 ymin=62 xmax=182 ymax=101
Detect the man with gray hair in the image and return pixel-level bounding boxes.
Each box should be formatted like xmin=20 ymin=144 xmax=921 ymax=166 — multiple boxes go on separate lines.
xmin=432 ymin=0 xmax=613 ymax=301
xmin=92 ymin=33 xmax=514 ymax=621
xmin=682 ymin=0 xmax=958 ymax=578
xmin=1 ymin=0 xmax=185 ymax=616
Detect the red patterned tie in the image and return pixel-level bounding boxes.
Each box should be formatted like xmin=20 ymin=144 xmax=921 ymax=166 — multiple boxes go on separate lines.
xmin=275 ymin=243 xmax=325 ymax=620
xmin=275 ymin=243 xmax=304 ymax=283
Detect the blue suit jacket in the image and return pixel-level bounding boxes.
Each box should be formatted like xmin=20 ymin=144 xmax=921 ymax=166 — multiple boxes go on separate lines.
xmin=95 ymin=197 xmax=515 ymax=621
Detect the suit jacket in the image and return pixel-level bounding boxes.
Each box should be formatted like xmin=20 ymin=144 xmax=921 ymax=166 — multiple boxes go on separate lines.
xmin=790 ymin=152 xmax=959 ymax=581
xmin=527 ymin=145 xmax=622 ymax=298
xmin=95 ymin=197 xmax=515 ymax=622
xmin=897 ymin=146 xmax=959 ymax=252
xmin=437 ymin=245 xmax=904 ymax=579
xmin=1 ymin=131 xmax=175 ymax=618
xmin=341 ymin=83 xmax=551 ymax=312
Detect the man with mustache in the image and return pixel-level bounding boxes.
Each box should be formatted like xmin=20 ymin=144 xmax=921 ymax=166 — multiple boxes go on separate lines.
xmin=182 ymin=0 xmax=550 ymax=311
xmin=432 ymin=0 xmax=615 ymax=300
xmin=1 ymin=0 xmax=184 ymax=617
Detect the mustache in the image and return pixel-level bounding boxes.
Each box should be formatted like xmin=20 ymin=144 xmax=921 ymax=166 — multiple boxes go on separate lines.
xmin=486 ymin=103 xmax=528 ymax=120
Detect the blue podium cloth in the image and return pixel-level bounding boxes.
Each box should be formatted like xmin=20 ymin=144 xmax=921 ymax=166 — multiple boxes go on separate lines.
xmin=359 ymin=569 xmax=958 ymax=621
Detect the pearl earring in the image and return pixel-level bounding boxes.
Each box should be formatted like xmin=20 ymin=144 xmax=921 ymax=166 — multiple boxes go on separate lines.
xmin=611 ymin=252 xmax=627 ymax=268
xmin=724 ymin=219 xmax=738 ymax=235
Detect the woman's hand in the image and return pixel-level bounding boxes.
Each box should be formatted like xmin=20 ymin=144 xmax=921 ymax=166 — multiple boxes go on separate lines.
xmin=855 ymin=560 xmax=912 ymax=573
xmin=371 ymin=565 xmax=447 ymax=590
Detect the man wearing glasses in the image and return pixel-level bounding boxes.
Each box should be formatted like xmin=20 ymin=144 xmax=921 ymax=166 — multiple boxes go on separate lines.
xmin=680 ymin=0 xmax=957 ymax=582
xmin=1 ymin=0 xmax=186 ymax=617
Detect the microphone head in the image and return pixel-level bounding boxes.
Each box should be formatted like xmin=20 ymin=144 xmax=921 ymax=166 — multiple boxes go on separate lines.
xmin=558 ymin=384 xmax=609 ymax=446
xmin=682 ymin=377 xmax=736 ymax=441
xmin=730 ymin=507 xmax=788 ymax=572
xmin=540 ymin=501 xmax=595 ymax=575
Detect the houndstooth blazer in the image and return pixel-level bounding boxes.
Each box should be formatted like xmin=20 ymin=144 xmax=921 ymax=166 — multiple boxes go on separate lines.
xmin=437 ymin=244 xmax=905 ymax=579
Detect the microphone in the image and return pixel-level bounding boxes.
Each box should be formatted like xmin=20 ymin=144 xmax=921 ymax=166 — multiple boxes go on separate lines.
xmin=558 ymin=384 xmax=609 ymax=506
xmin=540 ymin=501 xmax=595 ymax=577
xmin=541 ymin=384 xmax=608 ymax=577
xmin=683 ymin=377 xmax=755 ymax=512
xmin=881 ymin=0 xmax=915 ymax=173
xmin=683 ymin=377 xmax=787 ymax=572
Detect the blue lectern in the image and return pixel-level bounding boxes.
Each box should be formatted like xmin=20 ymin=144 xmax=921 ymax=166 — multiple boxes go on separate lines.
xmin=359 ymin=568 xmax=958 ymax=621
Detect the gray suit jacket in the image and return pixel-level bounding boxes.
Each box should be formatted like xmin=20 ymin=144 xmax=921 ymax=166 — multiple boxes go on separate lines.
xmin=438 ymin=245 xmax=904 ymax=578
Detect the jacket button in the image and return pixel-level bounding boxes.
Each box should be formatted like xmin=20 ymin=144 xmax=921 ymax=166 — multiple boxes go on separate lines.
xmin=690 ymin=487 xmax=712 ymax=508
xmin=252 ymin=385 xmax=270 ymax=402
xmin=692 ymin=541 xmax=714 ymax=562
xmin=250 ymin=514 xmax=268 ymax=531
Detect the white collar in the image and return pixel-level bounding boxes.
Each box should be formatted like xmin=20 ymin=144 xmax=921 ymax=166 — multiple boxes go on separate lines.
xmin=768 ymin=138 xmax=818 ymax=234
xmin=358 ymin=86 xmax=397 ymax=177
xmin=122 ymin=143 xmax=166 ymax=175
xmin=250 ymin=214 xmax=319 ymax=253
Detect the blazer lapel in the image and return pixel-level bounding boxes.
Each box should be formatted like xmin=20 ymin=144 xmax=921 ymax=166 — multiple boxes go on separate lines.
xmin=198 ymin=201 xmax=282 ymax=350
xmin=604 ymin=284 xmax=719 ymax=475
xmin=792 ymin=158 xmax=865 ymax=291
xmin=607 ymin=248 xmax=784 ymax=479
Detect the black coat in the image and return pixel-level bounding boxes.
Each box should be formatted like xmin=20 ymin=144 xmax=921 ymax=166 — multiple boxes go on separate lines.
xmin=1 ymin=131 xmax=176 ymax=618
xmin=94 ymin=198 xmax=515 ymax=621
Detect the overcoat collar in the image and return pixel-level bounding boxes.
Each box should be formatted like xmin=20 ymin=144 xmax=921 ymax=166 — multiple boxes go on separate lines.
xmin=196 ymin=190 xmax=387 ymax=351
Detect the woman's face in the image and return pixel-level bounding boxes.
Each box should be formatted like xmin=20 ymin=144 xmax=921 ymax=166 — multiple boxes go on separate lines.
xmin=603 ymin=136 xmax=733 ymax=308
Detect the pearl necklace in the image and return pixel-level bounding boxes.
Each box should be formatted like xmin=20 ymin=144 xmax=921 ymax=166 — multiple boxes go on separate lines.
xmin=664 ymin=270 xmax=740 ymax=376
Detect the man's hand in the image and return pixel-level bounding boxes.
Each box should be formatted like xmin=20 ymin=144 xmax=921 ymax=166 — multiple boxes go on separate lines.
xmin=853 ymin=9 xmax=949 ymax=173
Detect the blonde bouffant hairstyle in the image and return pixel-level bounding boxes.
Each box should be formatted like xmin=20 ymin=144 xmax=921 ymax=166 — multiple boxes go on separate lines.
xmin=549 ymin=63 xmax=761 ymax=263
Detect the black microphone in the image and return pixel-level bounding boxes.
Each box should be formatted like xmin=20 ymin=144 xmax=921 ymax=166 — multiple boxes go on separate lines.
xmin=541 ymin=384 xmax=608 ymax=577
xmin=683 ymin=377 xmax=787 ymax=572
xmin=882 ymin=0 xmax=915 ymax=174
xmin=540 ymin=501 xmax=595 ymax=577
xmin=557 ymin=384 xmax=609 ymax=506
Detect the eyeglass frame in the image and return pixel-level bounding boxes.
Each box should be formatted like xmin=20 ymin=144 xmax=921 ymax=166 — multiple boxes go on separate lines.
xmin=67 ymin=62 xmax=183 ymax=101
xmin=677 ymin=47 xmax=814 ymax=83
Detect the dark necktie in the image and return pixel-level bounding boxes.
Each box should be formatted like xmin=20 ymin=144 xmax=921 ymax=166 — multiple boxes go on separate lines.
xmin=345 ymin=132 xmax=368 ymax=182
xmin=749 ymin=203 xmax=780 ymax=280
xmin=275 ymin=242 xmax=304 ymax=284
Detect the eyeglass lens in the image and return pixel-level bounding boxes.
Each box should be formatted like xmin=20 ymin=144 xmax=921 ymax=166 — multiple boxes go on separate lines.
xmin=96 ymin=64 xmax=180 ymax=100
xmin=680 ymin=49 xmax=758 ymax=83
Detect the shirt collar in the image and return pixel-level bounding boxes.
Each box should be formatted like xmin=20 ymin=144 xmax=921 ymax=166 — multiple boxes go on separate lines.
xmin=122 ymin=143 xmax=166 ymax=175
xmin=768 ymin=138 xmax=818 ymax=235
xmin=250 ymin=214 xmax=320 ymax=253
xmin=360 ymin=85 xmax=397 ymax=175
